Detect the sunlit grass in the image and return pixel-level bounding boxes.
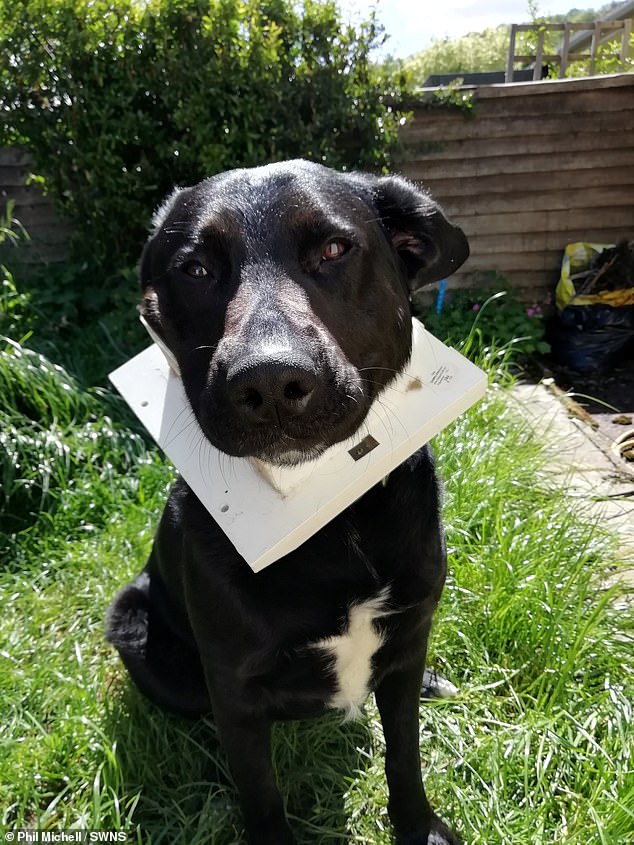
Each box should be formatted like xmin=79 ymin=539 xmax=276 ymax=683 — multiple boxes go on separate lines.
xmin=1 ymin=329 xmax=632 ymax=844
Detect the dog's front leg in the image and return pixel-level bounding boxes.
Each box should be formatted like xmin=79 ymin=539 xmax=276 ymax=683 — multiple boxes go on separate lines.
xmin=210 ymin=698 xmax=296 ymax=845
xmin=375 ymin=665 xmax=459 ymax=845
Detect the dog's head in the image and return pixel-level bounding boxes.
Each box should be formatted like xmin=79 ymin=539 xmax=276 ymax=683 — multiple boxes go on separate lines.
xmin=140 ymin=160 xmax=468 ymax=465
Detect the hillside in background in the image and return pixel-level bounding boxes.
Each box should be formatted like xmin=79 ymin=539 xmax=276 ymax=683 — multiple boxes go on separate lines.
xmin=399 ymin=2 xmax=626 ymax=82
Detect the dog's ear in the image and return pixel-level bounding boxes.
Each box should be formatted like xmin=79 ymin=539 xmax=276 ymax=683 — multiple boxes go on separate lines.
xmin=137 ymin=187 xmax=190 ymax=353
xmin=139 ymin=186 xmax=186 ymax=287
xmin=371 ymin=175 xmax=469 ymax=292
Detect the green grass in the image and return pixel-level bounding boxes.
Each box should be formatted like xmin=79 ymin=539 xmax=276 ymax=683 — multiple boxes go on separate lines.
xmin=1 ymin=324 xmax=632 ymax=844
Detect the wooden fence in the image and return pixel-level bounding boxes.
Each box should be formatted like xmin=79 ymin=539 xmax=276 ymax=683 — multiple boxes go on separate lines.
xmin=397 ymin=73 xmax=634 ymax=305
xmin=0 ymin=148 xmax=68 ymax=264
xmin=506 ymin=20 xmax=633 ymax=81
xmin=2 ymin=73 xmax=633 ymax=303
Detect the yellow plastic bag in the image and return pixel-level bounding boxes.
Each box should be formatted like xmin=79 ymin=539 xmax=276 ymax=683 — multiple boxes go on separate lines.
xmin=555 ymin=242 xmax=634 ymax=311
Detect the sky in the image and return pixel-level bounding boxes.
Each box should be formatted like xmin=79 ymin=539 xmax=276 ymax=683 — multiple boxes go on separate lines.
xmin=338 ymin=1 xmax=590 ymax=57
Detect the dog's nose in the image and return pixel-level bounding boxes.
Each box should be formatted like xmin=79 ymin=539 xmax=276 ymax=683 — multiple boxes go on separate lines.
xmin=226 ymin=355 xmax=317 ymax=423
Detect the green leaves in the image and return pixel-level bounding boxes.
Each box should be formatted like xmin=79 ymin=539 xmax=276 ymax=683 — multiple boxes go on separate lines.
xmin=0 ymin=337 xmax=148 ymax=544
xmin=403 ymin=26 xmax=511 ymax=82
xmin=418 ymin=286 xmax=551 ymax=361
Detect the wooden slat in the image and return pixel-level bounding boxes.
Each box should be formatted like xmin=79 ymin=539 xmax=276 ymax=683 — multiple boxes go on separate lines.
xmin=459 ymin=208 xmax=632 ymax=238
xmin=400 ymin=111 xmax=634 ymax=143
xmin=9 ymin=222 xmax=70 ymax=240
xmin=506 ymin=24 xmax=517 ymax=83
xmin=0 ymin=146 xmax=68 ymax=265
xmin=597 ymin=25 xmax=629 ymax=46
xmin=0 ymin=243 xmax=68 ymax=264
xmin=404 ymin=165 xmax=634 ymax=197
xmin=462 ymin=250 xmax=566 ymax=273
xmin=470 ymin=73 xmax=634 ymax=99
xmin=534 ymin=30 xmax=545 ymax=81
xmin=403 ymin=103 xmax=632 ymax=135
xmin=398 ymin=127 xmax=632 ymax=162
xmin=408 ymin=149 xmax=634 ymax=181
xmin=467 ymin=228 xmax=629 ymax=256
xmin=475 ymin=90 xmax=634 ymax=117
xmin=620 ymin=20 xmax=632 ymax=63
xmin=458 ymin=236 xmax=630 ymax=275
xmin=513 ymin=52 xmax=591 ymax=62
xmin=0 ymin=149 xmax=31 ymax=166
xmin=590 ymin=22 xmax=600 ymax=75
xmin=0 ymin=166 xmax=35 ymax=186
xmin=559 ymin=23 xmax=571 ymax=78
xmin=413 ymin=77 xmax=634 ymax=106
xmin=427 ymin=187 xmax=634 ymax=217
xmin=473 ymin=87 xmax=634 ymax=117
xmin=511 ymin=22 xmax=594 ymax=32
xmin=444 ymin=272 xmax=558 ymax=291
xmin=5 ymin=205 xmax=62 ymax=225
xmin=1 ymin=186 xmax=54 ymax=206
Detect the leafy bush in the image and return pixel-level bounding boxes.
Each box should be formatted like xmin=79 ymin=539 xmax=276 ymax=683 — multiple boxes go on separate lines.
xmin=417 ymin=286 xmax=551 ymax=359
xmin=0 ymin=336 xmax=148 ymax=552
xmin=0 ymin=202 xmax=33 ymax=340
xmin=0 ymin=0 xmax=407 ymax=279
xmin=0 ymin=202 xmax=142 ymax=384
xmin=0 ymin=266 xmax=33 ymax=342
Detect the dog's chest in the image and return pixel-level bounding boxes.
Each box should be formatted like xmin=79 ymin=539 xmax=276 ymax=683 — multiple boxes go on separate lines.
xmin=310 ymin=587 xmax=390 ymax=719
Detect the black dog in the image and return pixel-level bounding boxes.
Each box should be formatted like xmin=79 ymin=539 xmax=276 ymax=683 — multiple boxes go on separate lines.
xmin=107 ymin=160 xmax=469 ymax=844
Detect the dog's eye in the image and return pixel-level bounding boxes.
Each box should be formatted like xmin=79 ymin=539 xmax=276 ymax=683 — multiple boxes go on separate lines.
xmin=182 ymin=260 xmax=209 ymax=278
xmin=322 ymin=240 xmax=349 ymax=262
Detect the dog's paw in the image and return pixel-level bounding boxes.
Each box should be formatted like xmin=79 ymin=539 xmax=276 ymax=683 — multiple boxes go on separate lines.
xmin=427 ymin=825 xmax=460 ymax=845
xmin=420 ymin=668 xmax=459 ymax=700
xmin=396 ymin=816 xmax=460 ymax=845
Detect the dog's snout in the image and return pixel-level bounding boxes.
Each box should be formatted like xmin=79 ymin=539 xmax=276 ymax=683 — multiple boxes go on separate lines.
xmin=226 ymin=355 xmax=317 ymax=423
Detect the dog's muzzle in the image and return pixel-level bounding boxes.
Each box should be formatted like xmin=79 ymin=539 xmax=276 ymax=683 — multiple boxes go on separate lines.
xmin=198 ymin=343 xmax=368 ymax=464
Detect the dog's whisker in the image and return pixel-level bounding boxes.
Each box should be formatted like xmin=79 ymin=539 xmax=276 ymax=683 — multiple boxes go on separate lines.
xmin=162 ymin=405 xmax=198 ymax=450
xmin=365 ymin=402 xmax=400 ymax=449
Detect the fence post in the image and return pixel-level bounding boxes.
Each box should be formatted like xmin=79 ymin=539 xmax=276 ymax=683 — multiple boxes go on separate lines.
xmin=506 ymin=24 xmax=517 ymax=82
xmin=621 ymin=19 xmax=632 ymax=67
xmin=533 ymin=28 xmax=545 ymax=80
xmin=559 ymin=22 xmax=571 ymax=77
xmin=590 ymin=21 xmax=600 ymax=75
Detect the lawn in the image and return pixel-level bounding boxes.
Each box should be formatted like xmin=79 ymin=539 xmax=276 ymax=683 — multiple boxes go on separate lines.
xmin=1 ymin=305 xmax=633 ymax=843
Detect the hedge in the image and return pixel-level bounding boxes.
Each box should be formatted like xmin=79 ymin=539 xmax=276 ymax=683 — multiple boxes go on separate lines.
xmin=0 ymin=0 xmax=409 ymax=277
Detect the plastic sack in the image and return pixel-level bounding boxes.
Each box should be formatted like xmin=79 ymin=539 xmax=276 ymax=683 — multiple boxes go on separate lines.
xmin=556 ymin=242 xmax=634 ymax=310
xmin=552 ymin=304 xmax=634 ymax=372
xmin=553 ymin=242 xmax=634 ymax=372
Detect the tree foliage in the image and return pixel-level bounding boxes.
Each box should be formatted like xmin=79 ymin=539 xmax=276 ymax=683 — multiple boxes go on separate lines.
xmin=527 ymin=1 xmax=634 ymax=78
xmin=402 ymin=2 xmax=633 ymax=85
xmin=403 ymin=26 xmax=510 ymax=82
xmin=0 ymin=0 xmax=408 ymax=274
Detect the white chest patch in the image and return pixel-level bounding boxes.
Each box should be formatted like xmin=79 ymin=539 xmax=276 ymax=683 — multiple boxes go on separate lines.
xmin=313 ymin=587 xmax=391 ymax=720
